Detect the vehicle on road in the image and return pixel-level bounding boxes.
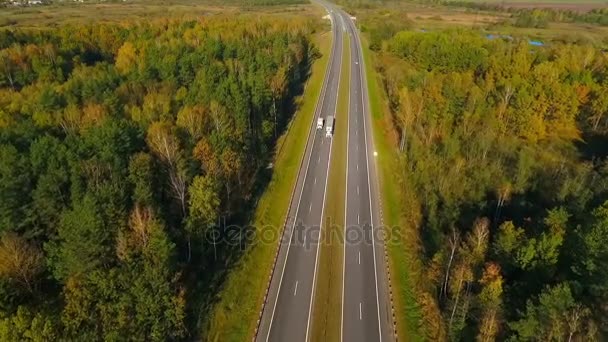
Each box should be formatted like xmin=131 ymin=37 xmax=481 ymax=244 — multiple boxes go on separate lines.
xmin=317 ymin=117 xmax=324 ymax=130
xmin=325 ymin=115 xmax=334 ymax=137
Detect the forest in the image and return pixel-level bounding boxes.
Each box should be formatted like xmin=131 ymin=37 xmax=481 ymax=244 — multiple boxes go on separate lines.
xmin=0 ymin=16 xmax=317 ymax=340
xmin=372 ymin=28 xmax=608 ymax=340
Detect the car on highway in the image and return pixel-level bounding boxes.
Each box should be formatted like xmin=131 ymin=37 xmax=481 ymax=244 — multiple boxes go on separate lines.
xmin=317 ymin=117 xmax=324 ymax=130
xmin=325 ymin=115 xmax=334 ymax=137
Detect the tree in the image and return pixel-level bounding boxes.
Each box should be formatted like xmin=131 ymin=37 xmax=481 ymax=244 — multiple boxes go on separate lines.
xmin=46 ymin=195 xmax=111 ymax=281
xmin=269 ymin=66 xmax=287 ymax=138
xmin=0 ymin=144 xmax=31 ymax=234
xmin=115 ymin=42 xmax=137 ymax=75
xmin=477 ymin=262 xmax=503 ymax=342
xmin=509 ymin=283 xmax=595 ymax=341
xmin=176 ymin=105 xmax=207 ymax=142
xmin=0 ymin=306 xmax=57 ymax=342
xmin=128 ymin=152 xmax=158 ymax=208
xmin=188 ymin=175 xmax=220 ymax=229
xmin=186 ymin=175 xmax=220 ymax=260
xmin=0 ymin=233 xmax=44 ymax=293
xmin=146 ymin=121 xmax=188 ymax=215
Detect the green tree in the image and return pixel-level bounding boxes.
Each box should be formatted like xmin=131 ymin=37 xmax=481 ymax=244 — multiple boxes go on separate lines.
xmin=46 ymin=195 xmax=111 ymax=281
xmin=509 ymin=283 xmax=596 ymax=341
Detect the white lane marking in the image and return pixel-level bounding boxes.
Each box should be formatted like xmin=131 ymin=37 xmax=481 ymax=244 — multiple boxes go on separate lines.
xmin=357 ymin=164 xmax=359 ymax=171
xmin=318 ymin=156 xmax=321 ymax=164
xmin=305 ymin=13 xmax=342 ymax=342
xmin=309 ymin=203 xmax=312 ymax=213
xmin=355 ymin=17 xmax=384 ymax=340
xmin=266 ymin=8 xmax=337 ymax=340
xmin=315 ymin=177 xmax=317 ymax=185
xmin=294 ymin=281 xmax=299 ymax=296
xmin=358 ymin=251 xmax=361 ymax=265
xmin=359 ymin=302 xmax=362 ymax=320
xmin=340 ymin=12 xmax=351 ymax=342
xmin=357 ymin=186 xmax=359 ymax=195
xmin=304 ymin=234 xmax=307 ymax=246
xmin=357 ymin=214 xmax=360 ymax=225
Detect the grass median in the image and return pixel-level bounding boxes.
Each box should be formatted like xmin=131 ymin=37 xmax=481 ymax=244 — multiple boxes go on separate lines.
xmin=310 ymin=33 xmax=350 ymax=342
xmin=202 ymin=29 xmax=332 ymax=342
xmin=361 ymin=38 xmax=425 ymax=341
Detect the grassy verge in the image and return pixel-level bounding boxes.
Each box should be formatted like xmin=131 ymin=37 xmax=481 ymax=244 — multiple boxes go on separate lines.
xmin=310 ymin=33 xmax=350 ymax=342
xmin=202 ymin=30 xmax=332 ymax=342
xmin=361 ymin=38 xmax=426 ymax=341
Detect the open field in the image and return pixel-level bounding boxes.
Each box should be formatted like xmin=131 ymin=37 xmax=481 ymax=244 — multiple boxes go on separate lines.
xmin=451 ymin=0 xmax=607 ymax=12
xmin=201 ymin=24 xmax=332 ymax=341
xmin=348 ymin=1 xmax=608 ymax=47
xmin=0 ymin=0 xmax=318 ymax=28
xmin=498 ymin=2 xmax=607 ymax=12
xmin=310 ymin=32 xmax=349 ymax=342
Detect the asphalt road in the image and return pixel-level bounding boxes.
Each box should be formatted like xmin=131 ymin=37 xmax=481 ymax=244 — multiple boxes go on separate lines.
xmin=339 ymin=7 xmax=394 ymax=342
xmin=255 ymin=2 xmax=393 ymax=341
xmin=255 ymin=7 xmax=345 ymax=342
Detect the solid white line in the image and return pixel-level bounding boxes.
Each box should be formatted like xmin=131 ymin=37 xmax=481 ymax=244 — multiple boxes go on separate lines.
xmin=359 ymin=302 xmax=362 ymax=320
xmin=265 ymin=7 xmax=337 ymax=341
xmin=305 ymin=11 xmax=343 ymax=342
xmin=352 ymin=14 xmax=383 ymax=341
xmin=294 ymin=281 xmax=299 ymax=296
xmin=358 ymin=251 xmax=361 ymax=265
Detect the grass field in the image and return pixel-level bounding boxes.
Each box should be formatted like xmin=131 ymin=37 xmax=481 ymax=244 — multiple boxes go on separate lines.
xmin=349 ymin=1 xmax=608 ymax=47
xmin=0 ymin=0 xmax=318 ymax=28
xmin=201 ymin=25 xmax=332 ymax=342
xmin=446 ymin=0 xmax=608 ymax=12
xmin=361 ymin=37 xmax=426 ymax=341
xmin=452 ymin=0 xmax=606 ymax=3
xmin=310 ymin=32 xmax=350 ymax=342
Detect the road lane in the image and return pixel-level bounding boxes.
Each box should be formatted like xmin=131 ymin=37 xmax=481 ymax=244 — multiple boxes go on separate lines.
xmin=338 ymin=7 xmax=394 ymax=342
xmin=255 ymin=8 xmax=345 ymax=342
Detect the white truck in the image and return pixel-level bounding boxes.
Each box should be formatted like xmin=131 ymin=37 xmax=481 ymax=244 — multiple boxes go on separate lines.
xmin=317 ymin=117 xmax=324 ymax=130
xmin=325 ymin=115 xmax=334 ymax=137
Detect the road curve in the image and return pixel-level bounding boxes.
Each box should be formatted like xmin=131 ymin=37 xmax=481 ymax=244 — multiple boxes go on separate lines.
xmin=255 ymin=6 xmax=345 ymax=342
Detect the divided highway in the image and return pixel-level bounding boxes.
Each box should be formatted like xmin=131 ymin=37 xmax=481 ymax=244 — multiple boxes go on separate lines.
xmin=255 ymin=2 xmax=393 ymax=341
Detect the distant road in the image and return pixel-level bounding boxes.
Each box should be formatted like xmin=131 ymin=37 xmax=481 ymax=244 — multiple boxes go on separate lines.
xmin=255 ymin=6 xmax=345 ymax=342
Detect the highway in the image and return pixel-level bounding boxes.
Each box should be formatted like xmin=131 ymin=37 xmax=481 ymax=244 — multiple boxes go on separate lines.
xmin=256 ymin=6 xmax=344 ymax=342
xmin=255 ymin=2 xmax=393 ymax=341
xmin=339 ymin=7 xmax=393 ymax=342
